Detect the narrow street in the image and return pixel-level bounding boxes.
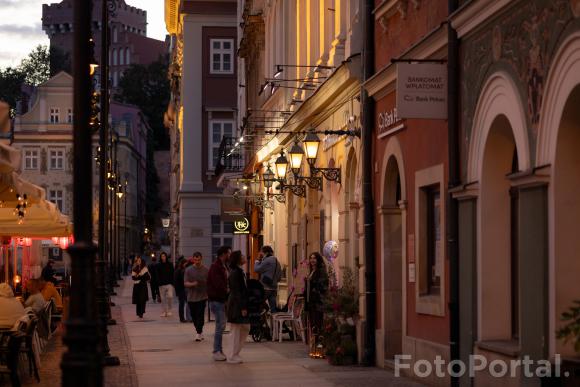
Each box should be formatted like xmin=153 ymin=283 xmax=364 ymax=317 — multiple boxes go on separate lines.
xmin=116 ymin=278 xmax=423 ymax=387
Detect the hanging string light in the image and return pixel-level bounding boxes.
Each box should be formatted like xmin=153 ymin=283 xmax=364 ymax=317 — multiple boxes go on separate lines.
xmin=13 ymin=193 xmax=27 ymax=224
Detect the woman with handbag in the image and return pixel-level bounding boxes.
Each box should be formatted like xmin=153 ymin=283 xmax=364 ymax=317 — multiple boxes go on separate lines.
xmin=132 ymin=256 xmax=151 ymax=319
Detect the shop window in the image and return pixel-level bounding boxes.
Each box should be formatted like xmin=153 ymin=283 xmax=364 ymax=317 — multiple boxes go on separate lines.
xmin=210 ymin=39 xmax=234 ymax=74
xmin=415 ymin=164 xmax=445 ymax=316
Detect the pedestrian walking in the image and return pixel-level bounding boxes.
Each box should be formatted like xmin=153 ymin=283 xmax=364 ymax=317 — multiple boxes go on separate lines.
xmin=174 ymin=258 xmax=188 ymax=322
xmin=207 ymin=245 xmax=231 ymax=361
xmin=254 ymin=245 xmax=282 ymax=312
xmin=132 ymin=256 xmax=151 ymax=319
xmin=157 ymin=252 xmax=175 ymax=317
xmin=184 ymin=252 xmax=208 ymax=341
xmin=148 ymin=255 xmax=160 ymax=303
xmin=226 ymin=250 xmax=250 ymax=364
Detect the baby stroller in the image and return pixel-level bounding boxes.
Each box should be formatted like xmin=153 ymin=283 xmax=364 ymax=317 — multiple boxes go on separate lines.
xmin=247 ymin=279 xmax=272 ymax=342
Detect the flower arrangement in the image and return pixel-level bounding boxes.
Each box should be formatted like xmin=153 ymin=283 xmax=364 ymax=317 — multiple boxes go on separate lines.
xmin=321 ymin=267 xmax=359 ymax=365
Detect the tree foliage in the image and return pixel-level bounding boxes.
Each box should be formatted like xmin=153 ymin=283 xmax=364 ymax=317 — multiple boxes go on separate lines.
xmin=19 ymin=45 xmax=51 ymax=86
xmin=115 ymin=57 xmax=170 ymax=150
xmin=115 ymin=56 xmax=170 ymax=233
xmin=0 ymin=45 xmax=55 ymax=116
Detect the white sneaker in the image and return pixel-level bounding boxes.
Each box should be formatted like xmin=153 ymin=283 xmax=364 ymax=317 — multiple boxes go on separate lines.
xmin=160 ymin=312 xmax=167 ymax=317
xmin=212 ymin=352 xmax=227 ymax=361
xmin=167 ymin=312 xmax=173 ymax=317
xmin=195 ymin=333 xmax=203 ymax=342
xmin=227 ymin=355 xmax=243 ymax=364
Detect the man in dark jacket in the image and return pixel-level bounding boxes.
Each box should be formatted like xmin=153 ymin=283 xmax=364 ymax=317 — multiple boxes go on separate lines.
xmin=148 ymin=256 xmax=160 ymax=303
xmin=254 ymin=246 xmax=282 ymax=312
xmin=207 ymin=245 xmax=231 ymax=361
xmin=41 ymin=260 xmax=57 ymax=284
xmin=157 ymin=252 xmax=174 ymax=317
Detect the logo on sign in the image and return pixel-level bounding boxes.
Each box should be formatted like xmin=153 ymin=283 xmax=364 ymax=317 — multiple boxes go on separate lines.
xmin=234 ymin=217 xmax=250 ymax=234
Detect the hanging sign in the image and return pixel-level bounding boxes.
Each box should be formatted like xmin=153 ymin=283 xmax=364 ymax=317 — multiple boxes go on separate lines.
xmin=396 ymin=63 xmax=447 ymax=119
xmin=233 ymin=217 xmax=250 ymax=234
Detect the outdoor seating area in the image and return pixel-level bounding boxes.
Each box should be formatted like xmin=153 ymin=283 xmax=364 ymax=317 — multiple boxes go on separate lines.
xmin=0 ymin=296 xmax=62 ymax=386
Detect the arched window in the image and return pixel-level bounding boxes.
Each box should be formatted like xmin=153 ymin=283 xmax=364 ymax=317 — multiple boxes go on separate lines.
xmin=119 ymin=48 xmax=124 ymax=65
xmin=125 ymin=48 xmax=131 ymax=65
xmin=112 ymin=49 xmax=117 ymax=66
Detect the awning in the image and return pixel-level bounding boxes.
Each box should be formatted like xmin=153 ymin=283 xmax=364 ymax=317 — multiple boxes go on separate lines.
xmin=0 ymin=144 xmax=72 ymax=237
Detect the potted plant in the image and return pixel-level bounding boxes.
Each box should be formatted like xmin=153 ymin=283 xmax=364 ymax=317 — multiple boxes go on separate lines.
xmin=548 ymin=301 xmax=580 ymax=386
xmin=321 ymin=267 xmax=359 ymax=365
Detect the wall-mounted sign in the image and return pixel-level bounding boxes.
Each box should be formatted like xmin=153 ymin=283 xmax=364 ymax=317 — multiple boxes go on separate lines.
xmin=396 ymin=63 xmax=447 ymax=119
xmin=378 ymin=107 xmax=404 ymax=138
xmin=233 ymin=217 xmax=250 ymax=234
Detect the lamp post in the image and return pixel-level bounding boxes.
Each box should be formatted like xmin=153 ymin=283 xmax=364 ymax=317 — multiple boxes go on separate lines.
xmin=61 ymin=0 xmax=102 ymax=384
xmin=95 ymin=1 xmax=121 ymax=367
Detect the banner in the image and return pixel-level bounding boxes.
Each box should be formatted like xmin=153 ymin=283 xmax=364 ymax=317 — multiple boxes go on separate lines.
xmin=396 ymin=63 xmax=447 ymax=119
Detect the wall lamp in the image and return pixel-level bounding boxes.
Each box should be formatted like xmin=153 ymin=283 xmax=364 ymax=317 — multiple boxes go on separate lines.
xmin=273 ymin=64 xmax=334 ymax=78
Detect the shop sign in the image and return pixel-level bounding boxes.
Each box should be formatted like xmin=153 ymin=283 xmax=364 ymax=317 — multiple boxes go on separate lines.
xmin=377 ymin=107 xmax=403 ymax=139
xmin=233 ymin=217 xmax=250 ymax=234
xmin=396 ymin=63 xmax=447 ymax=119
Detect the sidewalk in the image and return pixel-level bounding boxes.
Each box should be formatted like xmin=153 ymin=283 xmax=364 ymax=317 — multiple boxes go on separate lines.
xmin=116 ymin=277 xmax=424 ymax=387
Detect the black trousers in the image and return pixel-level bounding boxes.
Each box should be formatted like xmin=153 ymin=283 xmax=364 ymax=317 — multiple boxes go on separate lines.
xmin=136 ymin=301 xmax=146 ymax=317
xmin=188 ymin=300 xmax=206 ymax=334
xmin=150 ymin=283 xmax=160 ymax=301
xmin=177 ymin=290 xmax=188 ymax=321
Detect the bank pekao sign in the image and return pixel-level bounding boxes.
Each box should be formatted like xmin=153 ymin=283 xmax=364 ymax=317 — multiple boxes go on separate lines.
xmin=233 ymin=217 xmax=250 ymax=234
xmin=396 ymin=63 xmax=447 ymax=119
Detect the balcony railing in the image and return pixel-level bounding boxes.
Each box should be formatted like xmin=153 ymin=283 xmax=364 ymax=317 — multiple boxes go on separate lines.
xmin=215 ymin=136 xmax=244 ymax=176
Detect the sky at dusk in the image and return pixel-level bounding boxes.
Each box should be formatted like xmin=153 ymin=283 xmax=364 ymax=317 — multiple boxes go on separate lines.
xmin=0 ymin=0 xmax=167 ymax=68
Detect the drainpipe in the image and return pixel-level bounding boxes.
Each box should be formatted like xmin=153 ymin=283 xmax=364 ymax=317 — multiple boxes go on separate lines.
xmin=362 ymin=0 xmax=376 ymax=367
xmin=448 ymin=0 xmax=460 ymax=385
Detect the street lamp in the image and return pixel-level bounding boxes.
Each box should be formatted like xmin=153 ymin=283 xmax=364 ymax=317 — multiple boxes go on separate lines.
xmin=303 ymin=130 xmax=321 ymax=164
xmin=274 ymin=151 xmax=289 ymax=181
xmin=288 ymin=142 xmax=304 ymax=175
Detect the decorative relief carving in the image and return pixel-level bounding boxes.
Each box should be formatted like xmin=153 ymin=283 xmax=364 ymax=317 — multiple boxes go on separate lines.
xmin=461 ymin=0 xmax=579 ymax=173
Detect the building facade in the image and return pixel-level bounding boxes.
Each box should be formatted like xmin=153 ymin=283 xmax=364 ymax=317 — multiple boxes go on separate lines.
xmin=42 ymin=0 xmax=168 ymax=89
xmin=164 ymin=0 xmax=239 ymax=265
xmin=12 ymin=72 xmax=148 ymax=261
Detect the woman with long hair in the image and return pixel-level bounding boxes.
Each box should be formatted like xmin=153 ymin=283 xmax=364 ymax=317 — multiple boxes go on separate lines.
xmin=226 ymin=250 xmax=250 ymax=363
xmin=305 ymin=252 xmax=329 ymax=339
xmin=132 ymin=256 xmax=151 ymax=318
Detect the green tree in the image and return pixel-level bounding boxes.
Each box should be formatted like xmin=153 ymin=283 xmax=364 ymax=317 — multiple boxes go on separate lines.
xmin=19 ymin=45 xmax=51 ymax=86
xmin=115 ymin=56 xmax=170 ymax=234
xmin=0 ymin=67 xmax=25 ymax=117
xmin=115 ymin=57 xmax=170 ymax=150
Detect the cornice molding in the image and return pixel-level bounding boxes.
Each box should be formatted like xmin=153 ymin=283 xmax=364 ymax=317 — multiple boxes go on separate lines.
xmin=364 ymin=25 xmax=447 ymax=100
xmin=450 ymin=0 xmax=519 ymax=39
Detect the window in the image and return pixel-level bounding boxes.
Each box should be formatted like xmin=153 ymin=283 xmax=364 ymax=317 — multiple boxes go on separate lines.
xmin=125 ymin=48 xmax=130 ymax=65
xmin=415 ymin=164 xmax=445 ymax=316
xmin=48 ymin=189 xmax=64 ymax=212
xmin=24 ymin=149 xmax=39 ymax=170
xmin=119 ymin=47 xmax=125 ymax=65
xmin=113 ymin=27 xmax=117 ymax=43
xmin=67 ymin=108 xmax=73 ymax=123
xmin=209 ymin=121 xmax=233 ymax=169
xmin=423 ymin=185 xmax=441 ymax=295
xmin=210 ymin=39 xmax=234 ymax=74
xmin=50 ymin=107 xmax=60 ymax=123
xmin=49 ymin=148 xmax=65 ymax=170
xmin=112 ymin=49 xmax=117 ymax=66
xmin=211 ymin=215 xmax=234 ymax=260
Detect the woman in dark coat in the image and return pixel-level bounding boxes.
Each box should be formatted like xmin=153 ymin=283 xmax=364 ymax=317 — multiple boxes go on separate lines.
xmin=305 ymin=252 xmax=329 ymax=337
xmin=132 ymin=256 xmax=151 ymax=318
xmin=174 ymin=257 xmax=188 ymax=322
xmin=226 ymin=250 xmax=250 ymax=363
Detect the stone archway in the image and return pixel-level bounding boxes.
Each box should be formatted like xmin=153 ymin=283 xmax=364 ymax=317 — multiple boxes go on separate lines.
xmin=536 ymin=31 xmax=580 ymax=357
xmin=378 ymin=136 xmax=407 ymax=365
